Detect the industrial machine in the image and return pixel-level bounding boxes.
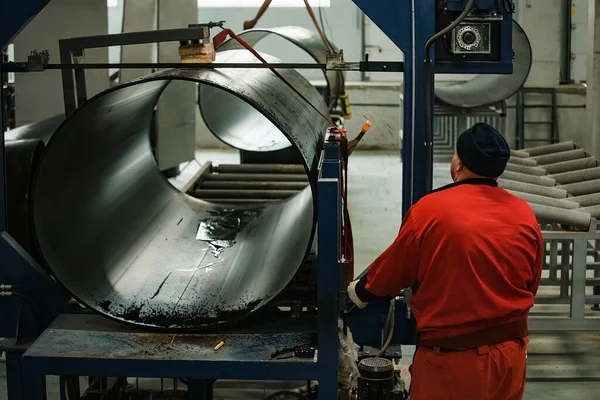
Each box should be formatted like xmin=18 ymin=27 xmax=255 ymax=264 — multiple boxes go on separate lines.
xmin=0 ymin=0 xmax=515 ymax=399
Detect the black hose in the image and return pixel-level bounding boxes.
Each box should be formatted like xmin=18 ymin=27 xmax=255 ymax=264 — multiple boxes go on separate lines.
xmin=423 ymin=0 xmax=475 ymax=193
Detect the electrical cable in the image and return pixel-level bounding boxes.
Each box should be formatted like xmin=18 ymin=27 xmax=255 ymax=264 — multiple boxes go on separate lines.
xmin=376 ymin=297 xmax=396 ymax=357
xmin=423 ymin=0 xmax=475 ymax=194
xmin=304 ymin=0 xmax=333 ymax=53
xmin=0 ymin=286 xmax=44 ymax=333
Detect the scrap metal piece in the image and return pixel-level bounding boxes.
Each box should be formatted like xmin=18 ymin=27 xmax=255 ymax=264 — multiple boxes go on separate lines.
xmin=32 ymin=50 xmax=329 ymax=330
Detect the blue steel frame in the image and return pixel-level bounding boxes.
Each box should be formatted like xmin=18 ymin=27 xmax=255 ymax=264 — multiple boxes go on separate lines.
xmin=1 ymin=1 xmax=513 ymax=398
xmin=352 ymin=0 xmax=513 ymax=215
xmin=1 ymin=0 xmax=74 ymax=341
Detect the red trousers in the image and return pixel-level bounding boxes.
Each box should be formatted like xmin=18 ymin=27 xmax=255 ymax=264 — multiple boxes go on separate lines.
xmin=410 ymin=338 xmax=528 ymax=400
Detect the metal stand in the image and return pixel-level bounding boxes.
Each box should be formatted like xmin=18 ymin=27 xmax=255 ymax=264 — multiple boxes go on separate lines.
xmin=530 ymin=220 xmax=600 ymax=331
xmin=15 ymin=142 xmax=342 ymax=400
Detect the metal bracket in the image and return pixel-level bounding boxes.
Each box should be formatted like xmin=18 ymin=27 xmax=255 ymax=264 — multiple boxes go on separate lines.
xmin=326 ymin=51 xmax=404 ymax=72
xmin=26 ymin=50 xmax=49 ymax=71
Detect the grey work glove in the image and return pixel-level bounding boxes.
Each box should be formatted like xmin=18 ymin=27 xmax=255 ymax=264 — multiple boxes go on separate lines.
xmin=348 ymin=280 xmax=368 ymax=309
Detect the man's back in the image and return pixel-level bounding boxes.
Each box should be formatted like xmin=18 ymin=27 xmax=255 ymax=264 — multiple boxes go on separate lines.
xmin=348 ymin=123 xmax=542 ymax=400
xmin=410 ymin=179 xmax=543 ymax=341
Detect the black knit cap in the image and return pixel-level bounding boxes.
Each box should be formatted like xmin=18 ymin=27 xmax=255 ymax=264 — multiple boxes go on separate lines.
xmin=456 ymin=122 xmax=510 ymax=178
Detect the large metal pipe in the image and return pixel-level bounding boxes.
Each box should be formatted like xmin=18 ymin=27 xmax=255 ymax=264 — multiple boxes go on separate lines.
xmin=500 ymin=171 xmax=556 ymax=187
xmin=508 ymin=157 xmax=538 ymax=167
xmin=506 ymin=190 xmax=580 ymax=210
xmin=197 ymin=50 xmax=325 ymax=152
xmin=32 ymin=50 xmax=329 ymax=330
xmin=216 ymin=26 xmax=342 ymax=110
xmin=511 ymin=149 xmax=530 ymax=158
xmin=579 ymin=205 xmax=600 ymax=219
xmin=522 ymin=141 xmax=576 ymax=157
xmin=560 ymin=179 xmax=600 ymax=196
xmin=548 ymin=167 xmax=600 ymax=185
xmin=504 ymin=163 xmax=547 ymax=176
xmin=531 ymin=149 xmax=586 ymax=165
xmin=542 ymin=157 xmax=598 ymax=174
xmin=498 ymin=179 xmax=568 ymax=199
xmin=569 ymin=193 xmax=600 ymax=207
xmin=434 ymin=22 xmax=532 ymax=108
xmin=528 ymin=203 xmax=591 ymax=230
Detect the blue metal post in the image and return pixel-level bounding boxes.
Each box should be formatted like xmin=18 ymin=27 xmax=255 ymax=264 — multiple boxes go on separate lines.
xmin=317 ymin=143 xmax=341 ymax=399
xmin=5 ymin=349 xmax=26 ymax=400
xmin=22 ymin=366 xmax=47 ymax=400
xmin=352 ymin=0 xmax=436 ymax=215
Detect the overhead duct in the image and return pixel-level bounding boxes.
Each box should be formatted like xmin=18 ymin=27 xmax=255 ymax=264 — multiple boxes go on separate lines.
xmin=216 ymin=26 xmax=343 ymax=111
xmin=434 ymin=21 xmax=532 ymax=108
xmin=32 ymin=50 xmax=329 ymax=330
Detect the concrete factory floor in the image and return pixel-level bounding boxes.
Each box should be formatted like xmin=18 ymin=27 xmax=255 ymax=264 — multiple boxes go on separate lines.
xmin=2 ymin=151 xmax=600 ymax=399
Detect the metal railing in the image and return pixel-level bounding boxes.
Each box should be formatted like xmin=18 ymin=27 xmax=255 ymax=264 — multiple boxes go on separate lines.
xmin=529 ymin=220 xmax=600 ymax=331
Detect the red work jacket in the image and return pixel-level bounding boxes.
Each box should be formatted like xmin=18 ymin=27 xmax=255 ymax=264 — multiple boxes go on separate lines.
xmin=355 ymin=178 xmax=543 ymax=343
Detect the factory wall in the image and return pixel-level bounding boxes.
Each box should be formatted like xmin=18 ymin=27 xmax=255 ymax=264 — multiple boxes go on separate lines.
xmin=499 ymin=0 xmax=589 ymax=151
xmin=502 ymin=89 xmax=587 ymax=150
xmin=13 ymin=0 xmax=109 ymax=126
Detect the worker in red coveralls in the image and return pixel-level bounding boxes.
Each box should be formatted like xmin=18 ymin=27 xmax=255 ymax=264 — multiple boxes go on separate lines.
xmin=348 ymin=122 xmax=543 ymax=400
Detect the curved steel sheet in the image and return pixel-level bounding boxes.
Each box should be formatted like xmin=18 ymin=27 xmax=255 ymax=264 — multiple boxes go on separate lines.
xmin=32 ymin=50 xmax=329 ymax=330
xmin=6 ymin=139 xmax=45 ymax=252
xmin=5 ymin=115 xmax=64 ymax=143
xmin=216 ymin=26 xmax=341 ymax=110
xmin=199 ymin=50 xmax=327 ymax=152
xmin=435 ymin=21 xmax=532 ymax=108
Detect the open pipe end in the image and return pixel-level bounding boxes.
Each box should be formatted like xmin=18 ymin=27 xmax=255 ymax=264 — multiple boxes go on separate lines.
xmin=32 ymin=54 xmax=328 ymax=330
